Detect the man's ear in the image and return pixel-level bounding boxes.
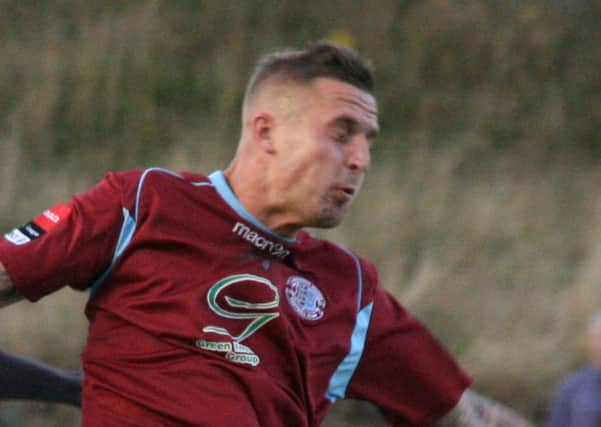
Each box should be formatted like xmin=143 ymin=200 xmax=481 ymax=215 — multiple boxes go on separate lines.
xmin=251 ymin=113 xmax=276 ymax=154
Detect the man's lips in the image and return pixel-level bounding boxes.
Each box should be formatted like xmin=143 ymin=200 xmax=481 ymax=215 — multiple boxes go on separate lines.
xmin=333 ymin=185 xmax=356 ymax=201
xmin=340 ymin=186 xmax=355 ymax=196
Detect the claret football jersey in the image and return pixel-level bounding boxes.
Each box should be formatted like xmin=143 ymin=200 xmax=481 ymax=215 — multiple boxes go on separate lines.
xmin=0 ymin=168 xmax=470 ymax=426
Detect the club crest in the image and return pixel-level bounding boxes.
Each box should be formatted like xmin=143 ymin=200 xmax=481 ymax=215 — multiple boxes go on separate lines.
xmin=285 ymin=276 xmax=326 ymax=321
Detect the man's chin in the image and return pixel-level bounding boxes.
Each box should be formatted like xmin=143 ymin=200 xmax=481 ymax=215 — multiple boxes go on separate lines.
xmin=310 ymin=211 xmax=346 ymax=229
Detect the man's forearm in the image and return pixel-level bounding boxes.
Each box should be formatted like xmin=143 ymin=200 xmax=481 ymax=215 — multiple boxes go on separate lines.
xmin=0 ymin=350 xmax=82 ymax=406
xmin=0 ymin=263 xmax=81 ymax=407
xmin=0 ymin=261 xmax=23 ymax=307
xmin=433 ymin=389 xmax=534 ymax=427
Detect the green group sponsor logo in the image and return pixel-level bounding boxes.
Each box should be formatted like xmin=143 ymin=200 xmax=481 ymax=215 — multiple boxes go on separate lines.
xmin=197 ymin=274 xmax=280 ymax=367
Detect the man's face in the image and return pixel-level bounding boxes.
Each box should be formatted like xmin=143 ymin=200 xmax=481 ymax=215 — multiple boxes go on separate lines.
xmin=270 ymin=77 xmax=379 ymax=230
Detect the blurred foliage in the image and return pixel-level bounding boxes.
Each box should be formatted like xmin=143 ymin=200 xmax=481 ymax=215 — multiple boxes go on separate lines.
xmin=1 ymin=0 xmax=599 ymax=175
xmin=1 ymin=0 xmax=601 ymax=426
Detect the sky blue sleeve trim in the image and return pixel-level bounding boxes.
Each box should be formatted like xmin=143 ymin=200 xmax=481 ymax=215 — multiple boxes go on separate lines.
xmin=325 ymin=301 xmax=374 ymax=402
xmin=135 ymin=167 xmax=182 ymax=220
xmin=338 ymin=246 xmax=364 ymax=312
xmin=89 ymin=207 xmax=136 ymax=297
xmin=88 ymin=168 xmax=205 ymax=298
xmin=325 ymin=246 xmax=369 ymax=401
xmin=208 ymin=170 xmax=296 ymax=243
xmin=90 ymin=168 xmax=185 ymax=297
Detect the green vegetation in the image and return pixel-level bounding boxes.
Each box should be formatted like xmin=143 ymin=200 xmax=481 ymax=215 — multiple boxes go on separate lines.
xmin=0 ymin=1 xmax=600 ymax=425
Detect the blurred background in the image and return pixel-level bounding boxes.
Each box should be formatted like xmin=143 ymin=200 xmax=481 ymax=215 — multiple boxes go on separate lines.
xmin=1 ymin=0 xmax=600 ymax=425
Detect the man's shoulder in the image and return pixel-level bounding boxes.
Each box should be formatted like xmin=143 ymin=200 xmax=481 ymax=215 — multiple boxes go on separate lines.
xmin=115 ymin=167 xmax=207 ymax=182
xmin=559 ymin=366 xmax=599 ymax=391
xmin=297 ymin=232 xmax=379 ymax=282
xmin=106 ymin=168 xmax=210 ymax=189
xmin=92 ymin=169 xmax=213 ymax=213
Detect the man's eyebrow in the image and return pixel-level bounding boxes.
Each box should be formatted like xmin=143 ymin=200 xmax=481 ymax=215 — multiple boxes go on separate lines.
xmin=328 ymin=115 xmax=379 ymax=141
xmin=329 ymin=116 xmax=356 ymax=131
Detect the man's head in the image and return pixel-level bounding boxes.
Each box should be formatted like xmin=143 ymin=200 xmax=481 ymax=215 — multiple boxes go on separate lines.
xmin=588 ymin=312 xmax=601 ymax=369
xmin=242 ymin=40 xmax=374 ymax=114
xmin=227 ymin=41 xmax=379 ymax=237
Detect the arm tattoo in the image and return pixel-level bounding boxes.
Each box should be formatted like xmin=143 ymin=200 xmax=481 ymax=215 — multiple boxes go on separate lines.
xmin=432 ymin=389 xmax=534 ymax=427
xmin=0 ymin=263 xmax=23 ymax=307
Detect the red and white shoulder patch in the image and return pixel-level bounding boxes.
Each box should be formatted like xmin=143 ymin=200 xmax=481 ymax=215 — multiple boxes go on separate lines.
xmin=33 ymin=204 xmax=72 ymax=232
xmin=3 ymin=203 xmax=72 ymax=246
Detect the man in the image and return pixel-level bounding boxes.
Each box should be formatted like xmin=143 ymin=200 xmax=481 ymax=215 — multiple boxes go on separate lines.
xmin=0 ymin=41 xmax=531 ymax=426
xmin=547 ymin=312 xmax=601 ymax=427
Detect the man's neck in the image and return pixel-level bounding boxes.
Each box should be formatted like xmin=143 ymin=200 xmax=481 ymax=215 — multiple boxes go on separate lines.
xmin=222 ymin=165 xmax=301 ymax=239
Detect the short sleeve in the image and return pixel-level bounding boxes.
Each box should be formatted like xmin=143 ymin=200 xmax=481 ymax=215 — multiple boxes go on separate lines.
xmin=346 ymin=283 xmax=472 ymax=426
xmin=0 ymin=172 xmax=132 ymax=301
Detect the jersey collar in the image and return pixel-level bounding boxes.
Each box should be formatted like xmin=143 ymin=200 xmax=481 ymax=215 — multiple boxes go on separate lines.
xmin=208 ymin=170 xmax=297 ymax=244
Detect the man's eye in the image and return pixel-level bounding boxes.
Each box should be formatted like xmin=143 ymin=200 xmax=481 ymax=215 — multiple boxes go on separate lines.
xmin=333 ymin=132 xmax=349 ymax=143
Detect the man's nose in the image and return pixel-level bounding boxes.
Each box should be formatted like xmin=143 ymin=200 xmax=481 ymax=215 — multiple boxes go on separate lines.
xmin=347 ymin=137 xmax=371 ymax=173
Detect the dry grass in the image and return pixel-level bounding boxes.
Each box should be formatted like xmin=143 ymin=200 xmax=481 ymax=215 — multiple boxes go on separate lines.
xmin=1 ymin=1 xmax=600 ymax=426
xmin=317 ymin=143 xmax=601 ymax=424
xmin=2 ymin=134 xmax=601 ymax=426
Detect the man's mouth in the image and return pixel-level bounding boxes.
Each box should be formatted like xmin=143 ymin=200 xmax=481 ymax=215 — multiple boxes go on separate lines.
xmin=341 ymin=186 xmax=355 ymax=197
xmin=334 ymin=186 xmax=356 ymax=202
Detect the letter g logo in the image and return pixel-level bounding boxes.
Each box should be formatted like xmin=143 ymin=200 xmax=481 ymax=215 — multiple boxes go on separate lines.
xmin=203 ymin=274 xmax=280 ymax=343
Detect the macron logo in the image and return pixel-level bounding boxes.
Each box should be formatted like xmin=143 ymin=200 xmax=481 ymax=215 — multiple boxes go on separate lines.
xmin=232 ymin=222 xmax=291 ymax=259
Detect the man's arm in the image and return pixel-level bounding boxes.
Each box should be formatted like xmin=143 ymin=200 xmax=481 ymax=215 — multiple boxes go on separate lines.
xmin=0 ymin=262 xmax=82 ymax=406
xmin=433 ymin=389 xmax=534 ymax=427
xmin=0 ymin=350 xmax=82 ymax=407
xmin=0 ymin=262 xmax=82 ymax=407
xmin=0 ymin=261 xmax=23 ymax=307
